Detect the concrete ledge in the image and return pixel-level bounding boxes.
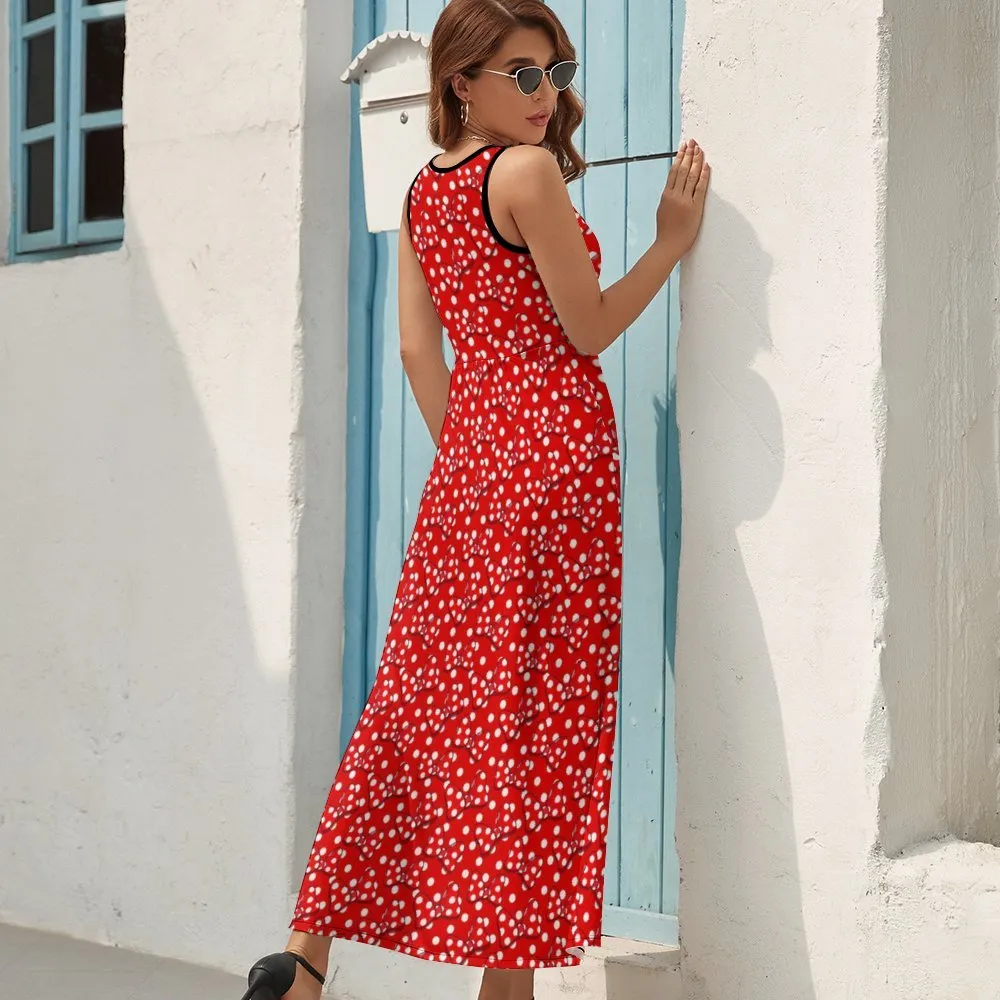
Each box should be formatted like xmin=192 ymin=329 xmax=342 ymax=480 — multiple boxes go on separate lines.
xmin=873 ymin=835 xmax=1000 ymax=997
xmin=538 ymin=936 xmax=681 ymax=1000
xmin=0 ymin=920 xmax=682 ymax=1000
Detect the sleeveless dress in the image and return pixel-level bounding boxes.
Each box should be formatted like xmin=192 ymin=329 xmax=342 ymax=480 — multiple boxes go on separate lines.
xmin=289 ymin=145 xmax=623 ymax=969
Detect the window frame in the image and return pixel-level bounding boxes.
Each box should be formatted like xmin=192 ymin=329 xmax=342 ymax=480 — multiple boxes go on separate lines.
xmin=9 ymin=0 xmax=126 ymax=258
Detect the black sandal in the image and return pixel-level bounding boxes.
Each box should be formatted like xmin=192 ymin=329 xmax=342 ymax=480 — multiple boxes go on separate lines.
xmin=239 ymin=951 xmax=325 ymax=1000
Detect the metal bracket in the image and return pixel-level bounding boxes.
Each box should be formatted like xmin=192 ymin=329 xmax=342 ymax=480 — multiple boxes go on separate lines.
xmin=586 ymin=150 xmax=679 ymax=168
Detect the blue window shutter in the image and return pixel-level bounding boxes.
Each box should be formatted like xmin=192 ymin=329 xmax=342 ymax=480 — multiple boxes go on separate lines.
xmin=345 ymin=0 xmax=684 ymax=952
xmin=338 ymin=0 xmax=380 ymax=756
xmin=10 ymin=1 xmax=69 ymax=253
xmin=67 ymin=0 xmax=125 ymax=247
xmin=9 ymin=0 xmax=125 ymax=257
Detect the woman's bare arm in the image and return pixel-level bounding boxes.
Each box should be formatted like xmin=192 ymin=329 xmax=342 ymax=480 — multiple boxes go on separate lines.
xmin=398 ymin=202 xmax=452 ymax=447
xmin=491 ymin=141 xmax=709 ymax=356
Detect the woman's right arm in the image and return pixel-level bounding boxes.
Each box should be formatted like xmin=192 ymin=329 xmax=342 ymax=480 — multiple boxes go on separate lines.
xmin=497 ymin=140 xmax=709 ymax=356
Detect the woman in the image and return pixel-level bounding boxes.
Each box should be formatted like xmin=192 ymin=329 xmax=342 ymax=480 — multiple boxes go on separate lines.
xmin=240 ymin=1 xmax=708 ymax=998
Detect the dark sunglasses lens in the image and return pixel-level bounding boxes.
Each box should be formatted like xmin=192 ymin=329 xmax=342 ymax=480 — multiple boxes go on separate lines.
xmin=515 ymin=66 xmax=544 ymax=95
xmin=551 ymin=61 xmax=578 ymax=90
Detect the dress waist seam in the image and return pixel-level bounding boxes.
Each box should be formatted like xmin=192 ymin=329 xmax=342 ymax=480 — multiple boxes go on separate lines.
xmin=453 ymin=341 xmax=588 ymax=373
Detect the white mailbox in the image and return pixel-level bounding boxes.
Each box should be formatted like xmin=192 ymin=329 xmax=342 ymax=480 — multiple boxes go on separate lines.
xmin=341 ymin=30 xmax=441 ymax=233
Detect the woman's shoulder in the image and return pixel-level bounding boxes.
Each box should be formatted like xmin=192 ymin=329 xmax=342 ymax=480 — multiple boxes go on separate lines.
xmin=492 ymin=143 xmax=560 ymax=173
xmin=490 ymin=144 xmax=565 ymax=199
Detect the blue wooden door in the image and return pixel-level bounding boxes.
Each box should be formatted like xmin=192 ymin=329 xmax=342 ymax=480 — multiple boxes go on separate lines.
xmin=342 ymin=0 xmax=682 ymax=947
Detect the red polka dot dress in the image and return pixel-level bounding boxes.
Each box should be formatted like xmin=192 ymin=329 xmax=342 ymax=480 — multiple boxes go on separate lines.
xmin=290 ymin=145 xmax=623 ymax=969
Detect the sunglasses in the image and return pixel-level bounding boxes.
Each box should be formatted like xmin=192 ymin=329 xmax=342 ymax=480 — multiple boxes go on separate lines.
xmin=480 ymin=60 xmax=579 ymax=97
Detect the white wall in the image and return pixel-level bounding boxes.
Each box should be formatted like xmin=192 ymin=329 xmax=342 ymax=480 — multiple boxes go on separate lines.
xmin=878 ymin=0 xmax=1000 ymax=855
xmin=867 ymin=0 xmax=1000 ymax=993
xmin=0 ymin=0 xmax=352 ymax=973
xmin=675 ymin=4 xmax=886 ymax=997
xmin=676 ymin=0 xmax=1000 ymax=997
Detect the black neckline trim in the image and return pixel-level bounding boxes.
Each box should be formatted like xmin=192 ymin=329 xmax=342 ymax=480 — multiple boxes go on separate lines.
xmin=429 ymin=145 xmax=500 ymax=173
xmin=405 ymin=172 xmax=420 ymax=233
xmin=482 ymin=146 xmax=531 ymax=254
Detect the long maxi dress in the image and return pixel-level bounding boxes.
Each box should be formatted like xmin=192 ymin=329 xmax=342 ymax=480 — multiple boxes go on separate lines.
xmin=289 ymin=144 xmax=624 ymax=970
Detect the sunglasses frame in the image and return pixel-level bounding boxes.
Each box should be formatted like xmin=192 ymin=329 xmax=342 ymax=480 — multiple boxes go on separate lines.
xmin=480 ymin=60 xmax=579 ymax=97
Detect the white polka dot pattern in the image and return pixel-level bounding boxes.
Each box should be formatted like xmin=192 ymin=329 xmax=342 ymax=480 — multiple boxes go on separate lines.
xmin=290 ymin=146 xmax=623 ymax=970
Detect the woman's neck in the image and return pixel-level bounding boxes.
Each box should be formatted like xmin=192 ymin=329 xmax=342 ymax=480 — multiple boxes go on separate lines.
xmin=460 ymin=118 xmax=514 ymax=149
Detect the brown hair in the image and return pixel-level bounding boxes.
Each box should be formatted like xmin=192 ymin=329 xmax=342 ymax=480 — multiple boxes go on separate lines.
xmin=427 ymin=0 xmax=586 ymax=182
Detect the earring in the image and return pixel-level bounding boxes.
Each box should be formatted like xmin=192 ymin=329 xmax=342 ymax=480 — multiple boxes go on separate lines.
xmin=460 ymin=101 xmax=470 ymax=125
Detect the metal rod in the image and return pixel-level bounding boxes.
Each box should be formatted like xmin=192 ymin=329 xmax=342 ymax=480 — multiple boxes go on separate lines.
xmin=585 ymin=150 xmax=679 ymax=168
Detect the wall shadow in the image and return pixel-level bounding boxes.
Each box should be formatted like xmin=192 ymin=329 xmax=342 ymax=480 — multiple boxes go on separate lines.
xmin=0 ymin=213 xmax=299 ymax=972
xmin=290 ymin=0 xmax=355 ymax=889
xmin=674 ymin=196 xmax=816 ymax=998
xmin=655 ymin=382 xmax=680 ymax=676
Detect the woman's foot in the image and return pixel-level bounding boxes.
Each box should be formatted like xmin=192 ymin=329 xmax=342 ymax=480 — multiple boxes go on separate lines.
xmin=277 ymin=960 xmax=324 ymax=1000
xmin=478 ymin=968 xmax=535 ymax=1000
xmin=281 ymin=932 xmax=331 ymax=999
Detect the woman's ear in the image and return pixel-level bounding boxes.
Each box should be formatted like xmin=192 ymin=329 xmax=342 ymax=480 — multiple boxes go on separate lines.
xmin=451 ymin=73 xmax=472 ymax=103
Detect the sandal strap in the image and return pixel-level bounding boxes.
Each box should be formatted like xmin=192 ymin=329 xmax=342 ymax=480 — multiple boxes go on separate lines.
xmin=287 ymin=951 xmax=326 ymax=985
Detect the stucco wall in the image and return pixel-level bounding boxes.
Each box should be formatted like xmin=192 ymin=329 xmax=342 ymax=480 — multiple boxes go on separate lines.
xmin=675 ymin=3 xmax=886 ymax=998
xmin=867 ymin=0 xmax=1000 ymax=994
xmin=676 ymin=0 xmax=1000 ymax=998
xmin=878 ymin=0 xmax=1000 ymax=856
xmin=0 ymin=0 xmax=352 ymax=973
